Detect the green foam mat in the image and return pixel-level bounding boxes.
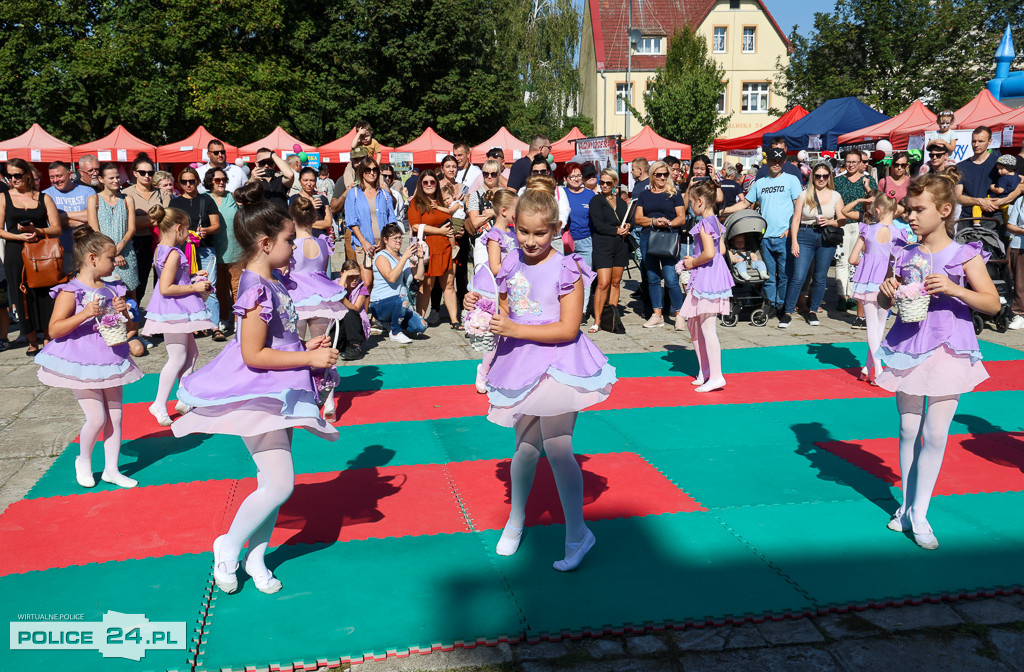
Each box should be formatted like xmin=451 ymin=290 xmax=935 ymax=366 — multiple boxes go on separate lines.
xmin=0 ymin=553 xmax=210 ymax=672
xmin=481 ymin=513 xmax=813 ymax=636
xmin=194 ymin=534 xmax=521 ymax=670
xmin=712 ymin=493 xmax=1024 ymax=607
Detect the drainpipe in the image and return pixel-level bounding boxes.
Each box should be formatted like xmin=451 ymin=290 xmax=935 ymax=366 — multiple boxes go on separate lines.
xmin=599 ymin=70 xmax=607 ymax=135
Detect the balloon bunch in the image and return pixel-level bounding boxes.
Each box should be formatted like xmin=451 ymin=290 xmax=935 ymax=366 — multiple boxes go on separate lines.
xmin=293 ymin=143 xmax=308 ymax=163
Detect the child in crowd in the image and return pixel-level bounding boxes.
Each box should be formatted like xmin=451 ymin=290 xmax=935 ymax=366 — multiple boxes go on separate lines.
xmin=680 ymin=181 xmax=734 ymax=392
xmin=726 ymin=232 xmax=767 ymax=281
xmin=172 ymin=185 xmax=339 ymax=594
xmin=141 ymin=205 xmax=216 ymax=426
xmin=287 ymin=196 xmax=347 ymax=340
xmin=849 ymin=190 xmax=900 ymax=383
xmin=36 ymin=227 xmax=143 ymax=488
xmin=469 ymin=189 xmax=616 ymax=571
xmin=876 ymin=172 xmax=999 ymax=550
xmin=471 ymin=188 xmax=519 ymax=393
xmin=924 ymin=110 xmax=957 ymax=161
xmin=336 ymin=259 xmax=370 ymax=361
xmin=990 ymin=155 xmax=1022 ymax=197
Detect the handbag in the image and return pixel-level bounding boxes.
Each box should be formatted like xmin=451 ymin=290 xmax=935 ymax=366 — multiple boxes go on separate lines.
xmin=646 ymin=226 xmax=682 ymax=258
xmin=20 ymin=237 xmax=67 ymax=290
xmin=561 ymin=229 xmax=575 ymax=253
xmin=816 ymin=196 xmax=844 ymax=247
xmin=599 ymin=304 xmax=626 ymax=334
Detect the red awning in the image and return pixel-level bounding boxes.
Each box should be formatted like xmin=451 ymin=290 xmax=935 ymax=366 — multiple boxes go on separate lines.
xmin=620 ymin=126 xmax=691 ymax=162
xmin=713 ymin=106 xmax=809 ymax=152
xmin=953 ymin=90 xmax=1013 ymax=130
xmin=156 ymin=126 xmax=237 ymax=164
xmin=318 ymin=127 xmax=394 ymax=164
xmin=550 ymin=127 xmax=587 ymax=163
xmin=237 ymin=127 xmax=316 ymax=158
xmin=0 ymin=124 xmax=73 ymax=163
xmin=72 ymin=125 xmax=156 ymax=162
xmin=470 ymin=127 xmax=529 ymax=164
xmin=393 ymin=128 xmax=455 ymax=165
xmin=973 ymin=106 xmax=1024 ymax=148
xmin=838 ymin=100 xmax=937 ymax=149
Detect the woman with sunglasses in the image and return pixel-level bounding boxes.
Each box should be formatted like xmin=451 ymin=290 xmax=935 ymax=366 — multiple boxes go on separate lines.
xmin=345 ymin=159 xmax=397 ymax=286
xmin=635 ymin=160 xmax=686 ymax=329
xmin=379 ymin=163 xmax=407 ymax=229
xmin=781 ymin=163 xmax=847 ymax=327
xmin=407 ymin=169 xmax=461 ymax=327
xmin=169 ymin=167 xmax=223 ymax=340
xmin=588 ymin=169 xmax=630 ymax=333
xmin=0 ymin=158 xmax=62 ymax=354
xmin=878 ymin=151 xmax=911 ymax=218
xmin=122 ymin=153 xmax=168 ymax=306
xmin=205 ymin=167 xmax=242 ymax=327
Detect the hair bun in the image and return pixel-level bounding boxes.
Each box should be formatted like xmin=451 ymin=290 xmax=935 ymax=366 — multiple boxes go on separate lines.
xmin=234 ymin=180 xmax=265 ymax=208
xmin=72 ymin=226 xmax=94 ymax=243
xmin=148 ymin=203 xmax=166 ymax=225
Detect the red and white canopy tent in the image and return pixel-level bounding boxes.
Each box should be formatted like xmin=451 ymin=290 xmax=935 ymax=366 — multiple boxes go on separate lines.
xmin=953 ymin=90 xmax=1013 ymax=130
xmin=156 ymin=126 xmax=237 ymax=164
xmin=620 ymin=126 xmax=691 ymax=162
xmin=318 ymin=127 xmax=394 ymax=164
xmin=713 ymin=106 xmax=809 ymax=154
xmin=470 ymin=127 xmax=529 ymax=164
xmin=237 ymin=127 xmax=317 ymax=161
xmin=973 ymin=106 xmax=1024 ymax=148
xmin=550 ymin=127 xmax=587 ymax=163
xmin=0 ymin=124 xmax=74 ymax=163
xmin=837 ymin=100 xmax=936 ymax=149
xmin=393 ymin=127 xmax=455 ymax=165
xmin=72 ymin=125 xmax=155 ymax=163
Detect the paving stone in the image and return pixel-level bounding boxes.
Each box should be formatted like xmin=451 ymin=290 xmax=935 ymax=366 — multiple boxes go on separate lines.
xmin=990 ymin=628 xmax=1024 ymax=672
xmin=722 ymin=623 xmax=768 ymax=649
xmin=514 ymin=641 xmax=569 ymax=661
xmin=0 ymin=391 xmax=33 ymax=423
xmin=0 ymin=457 xmax=26 ymax=489
xmin=575 ymin=637 xmax=626 ymax=658
xmin=680 ymin=645 xmax=843 ymax=672
xmin=831 ymin=634 xmax=1012 ymax=672
xmin=858 ymin=602 xmax=964 ymax=632
xmin=671 ymin=627 xmax=728 ymax=652
xmin=626 ymin=634 xmax=670 ymax=655
xmin=0 ymin=457 xmax=54 ymax=514
xmin=952 ymin=597 xmax=1024 ymax=626
xmin=1 ymin=417 xmax=79 ymax=458
xmin=357 ymin=643 xmax=512 ymax=671
xmin=810 ymin=613 xmax=882 ymax=640
xmin=558 ymin=660 xmax=681 ymax=672
xmin=755 ymin=618 xmax=825 ymax=645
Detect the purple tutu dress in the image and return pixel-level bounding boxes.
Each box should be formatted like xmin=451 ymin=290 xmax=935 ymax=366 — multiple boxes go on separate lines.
xmin=473 ymin=226 xmax=518 ymax=292
xmin=681 ymin=216 xmax=734 ymax=317
xmin=35 ymin=279 xmax=143 ymax=389
xmin=875 ymin=241 xmax=989 ymax=396
xmin=485 ymin=250 xmax=617 ymax=427
xmin=140 ymin=245 xmax=216 ymax=335
xmin=171 ymin=270 xmax=338 ymax=442
xmin=850 ymin=223 xmax=900 ymax=302
xmin=288 ymin=235 xmax=346 ymax=320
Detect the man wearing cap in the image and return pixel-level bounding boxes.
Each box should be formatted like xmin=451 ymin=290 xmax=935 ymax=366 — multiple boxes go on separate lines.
xmin=727 ymin=147 xmax=802 ymax=321
xmin=755 ymin=138 xmax=803 ymax=182
xmin=833 ymin=150 xmax=877 ymax=325
xmin=921 ymin=140 xmax=952 ymax=175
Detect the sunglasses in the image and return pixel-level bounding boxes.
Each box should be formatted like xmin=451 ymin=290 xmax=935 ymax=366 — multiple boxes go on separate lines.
xmin=420 ymin=180 xmax=437 ymax=186
xmin=813 ymin=173 xmax=830 ymax=180
xmin=653 ymin=172 xmax=669 ymax=178
xmin=929 ymin=150 xmax=947 ymax=156
xmin=364 ymin=167 xmax=379 ymax=173
xmin=531 ymin=169 xmax=550 ymax=175
xmin=180 ymin=179 xmax=198 ymax=185
xmin=213 ymin=177 xmax=227 ymax=183
xmin=6 ymin=172 xmax=25 ymax=180
xmin=209 ymin=150 xmax=226 ymax=156
xmin=257 ymin=159 xmax=276 ymax=168
xmin=482 ymin=171 xmax=499 ymax=178
xmin=381 ymin=172 xmax=393 ymax=178
xmin=599 ymin=180 xmax=614 ymax=186
xmin=135 ymin=169 xmax=154 ymax=177
xmin=893 ymin=162 xmax=909 ymax=168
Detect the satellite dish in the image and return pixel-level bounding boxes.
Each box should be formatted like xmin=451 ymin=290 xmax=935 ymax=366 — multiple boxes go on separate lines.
xmin=629 ymin=29 xmax=642 ymax=48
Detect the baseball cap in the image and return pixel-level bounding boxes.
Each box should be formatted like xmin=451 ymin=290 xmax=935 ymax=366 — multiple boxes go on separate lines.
xmin=350 ymin=146 xmax=369 ymax=159
xmin=926 ymin=140 xmax=946 ymax=151
xmin=581 ymin=164 xmax=598 ymax=179
xmin=996 ymin=154 xmax=1018 ymax=168
xmin=767 ymin=147 xmax=786 ymax=161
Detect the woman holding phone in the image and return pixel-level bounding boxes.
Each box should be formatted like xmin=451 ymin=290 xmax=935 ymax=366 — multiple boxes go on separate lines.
xmin=169 ymin=167 xmax=223 ymax=340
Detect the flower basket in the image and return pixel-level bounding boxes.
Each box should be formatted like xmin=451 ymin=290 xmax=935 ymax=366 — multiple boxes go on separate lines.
xmin=467 ymin=263 xmax=499 ymax=353
xmin=92 ymin=286 xmax=129 ymax=346
xmin=894 ymin=245 xmax=931 ymax=323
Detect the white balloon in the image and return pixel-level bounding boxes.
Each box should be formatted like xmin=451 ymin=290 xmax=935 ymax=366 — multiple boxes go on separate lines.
xmin=876 ymin=140 xmax=893 ymax=155
xmin=234 ymin=157 xmax=245 ymax=166
xmin=797 ymin=150 xmax=809 ymax=162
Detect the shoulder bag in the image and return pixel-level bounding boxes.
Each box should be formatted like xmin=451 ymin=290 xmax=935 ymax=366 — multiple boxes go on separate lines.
xmin=646 ymin=224 xmax=681 ymax=258
xmin=816 ymin=193 xmax=844 ymax=248
xmin=21 ymin=237 xmax=67 ymax=290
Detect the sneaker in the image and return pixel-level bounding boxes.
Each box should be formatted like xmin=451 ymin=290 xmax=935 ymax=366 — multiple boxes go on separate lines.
xmin=852 ymin=317 xmax=867 ymax=330
xmin=806 ymin=312 xmax=820 ymax=326
xmin=642 ymin=315 xmax=664 ymax=328
xmin=369 ymin=319 xmax=385 ymax=336
xmin=389 ymin=332 xmax=413 ymax=345
xmin=341 ymin=344 xmax=363 ymax=361
xmin=1009 ymin=315 xmax=1024 ymax=330
xmin=778 ymin=313 xmax=792 ymax=329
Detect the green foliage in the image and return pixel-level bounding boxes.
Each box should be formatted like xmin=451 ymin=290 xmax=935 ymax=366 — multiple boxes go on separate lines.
xmin=628 ymin=26 xmax=729 ymax=154
xmin=774 ymin=0 xmax=1024 ymax=116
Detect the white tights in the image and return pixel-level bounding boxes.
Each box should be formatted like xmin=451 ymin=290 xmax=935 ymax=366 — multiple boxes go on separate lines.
xmin=219 ymin=430 xmax=295 ymax=573
xmin=300 ymin=317 xmax=331 ymax=342
xmin=154 ymin=333 xmax=198 ymax=410
xmin=687 ymin=314 xmax=724 ymax=388
xmin=895 ymin=393 xmax=959 ymax=523
xmin=74 ymin=387 xmax=124 ymax=475
xmin=507 ymin=413 xmax=586 ymax=546
xmin=862 ymin=299 xmax=889 ymax=377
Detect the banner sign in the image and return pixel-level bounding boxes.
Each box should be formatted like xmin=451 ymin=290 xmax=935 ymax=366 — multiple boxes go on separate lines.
xmin=573 ymin=136 xmax=618 ymax=168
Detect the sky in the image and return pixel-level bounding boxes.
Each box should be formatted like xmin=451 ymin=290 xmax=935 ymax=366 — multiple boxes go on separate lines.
xmin=767 ymin=0 xmax=838 ymax=38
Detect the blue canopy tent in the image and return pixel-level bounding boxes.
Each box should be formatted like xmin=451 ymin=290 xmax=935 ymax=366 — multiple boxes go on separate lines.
xmin=762 ymin=97 xmax=889 ymax=151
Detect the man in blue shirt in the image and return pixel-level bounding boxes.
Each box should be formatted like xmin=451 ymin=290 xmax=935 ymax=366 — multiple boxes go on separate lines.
xmin=728 ymin=147 xmax=802 ymax=321
xmin=44 ymin=161 xmax=96 ymax=271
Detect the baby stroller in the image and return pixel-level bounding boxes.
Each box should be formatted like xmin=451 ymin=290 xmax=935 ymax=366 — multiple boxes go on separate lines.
xmin=721 ymin=210 xmax=769 ymax=327
xmin=954 ymin=216 xmax=1012 ymax=334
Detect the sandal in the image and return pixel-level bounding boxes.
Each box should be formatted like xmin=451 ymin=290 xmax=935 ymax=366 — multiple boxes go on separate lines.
xmin=194 ymin=330 xmax=210 ymax=338
xmin=450 ymin=322 xmax=465 ymax=331
xmin=587 ymin=324 xmax=600 ymax=334
xmin=211 ymin=329 xmax=227 ymax=342
xmin=25 ymin=346 xmax=40 ymax=356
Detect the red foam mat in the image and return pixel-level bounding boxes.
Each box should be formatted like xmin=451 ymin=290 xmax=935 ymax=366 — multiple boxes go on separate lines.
xmin=448 ymin=452 xmax=706 ymax=530
xmin=0 ymin=464 xmax=467 ymax=576
xmin=818 ymin=431 xmax=1024 ymax=496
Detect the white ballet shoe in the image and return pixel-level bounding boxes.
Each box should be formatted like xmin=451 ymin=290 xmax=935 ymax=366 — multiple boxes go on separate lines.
xmin=322 ymin=396 xmax=336 ymax=422
xmin=243 ymin=553 xmax=283 ymax=594
xmin=495 ymin=523 xmax=524 ymax=556
xmin=695 ymin=378 xmax=726 ymax=393
xmin=909 ymin=516 xmax=939 ymax=550
xmin=212 ymin=536 xmax=239 ymax=593
xmin=148 ymin=403 xmax=172 ymax=427
xmin=475 ymin=363 xmax=488 ymax=395
xmin=887 ymin=507 xmax=907 ymax=532
xmin=553 ymin=528 xmax=595 ymax=572
xmin=691 ymin=374 xmax=705 ymax=386
xmin=101 ymin=470 xmax=138 ymax=488
xmin=75 ymin=457 xmax=95 ymax=488
xmin=174 ymin=400 xmax=192 ymax=416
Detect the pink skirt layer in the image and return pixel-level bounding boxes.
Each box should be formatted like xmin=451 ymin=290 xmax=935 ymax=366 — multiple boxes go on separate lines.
xmin=679 ymin=292 xmax=730 ymax=318
xmin=37 ymin=366 xmax=143 ymax=390
xmin=875 ymin=345 xmax=989 ymax=396
xmin=140 ymin=318 xmax=217 ymax=336
xmin=487 ymin=373 xmax=612 ymax=428
xmin=171 ymin=398 xmax=337 ymax=441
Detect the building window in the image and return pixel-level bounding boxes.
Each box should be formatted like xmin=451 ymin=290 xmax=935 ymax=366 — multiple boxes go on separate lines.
xmin=741 ymin=82 xmax=769 ymax=113
xmin=742 ymin=27 xmax=756 ymax=53
xmin=716 ymin=88 xmax=727 ymax=114
xmin=635 ymin=36 xmax=663 ymax=55
xmin=616 ymin=83 xmax=633 ymax=115
xmin=730 ymin=0 xmax=740 ymax=8
xmin=713 ymin=27 xmax=727 ymax=53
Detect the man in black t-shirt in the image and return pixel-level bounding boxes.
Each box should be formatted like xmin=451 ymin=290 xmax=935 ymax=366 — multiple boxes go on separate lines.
xmin=250 ymin=147 xmax=295 ymax=212
xmin=508 ymin=134 xmax=550 ymax=190
xmin=955 ymin=127 xmax=1023 ymax=214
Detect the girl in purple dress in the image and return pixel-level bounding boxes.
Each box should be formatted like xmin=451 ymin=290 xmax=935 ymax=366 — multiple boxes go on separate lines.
xmin=848 ymin=191 xmax=899 ymax=383
xmin=679 ymin=181 xmax=734 ymax=393
xmin=472 ymin=189 xmax=616 ymax=572
xmin=286 ymin=196 xmax=346 ymax=337
xmin=877 ymin=173 xmax=999 ymax=550
xmin=36 ymin=228 xmax=143 ymax=488
xmin=141 ymin=206 xmax=216 ymax=426
xmin=172 ymin=190 xmax=339 ymax=594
